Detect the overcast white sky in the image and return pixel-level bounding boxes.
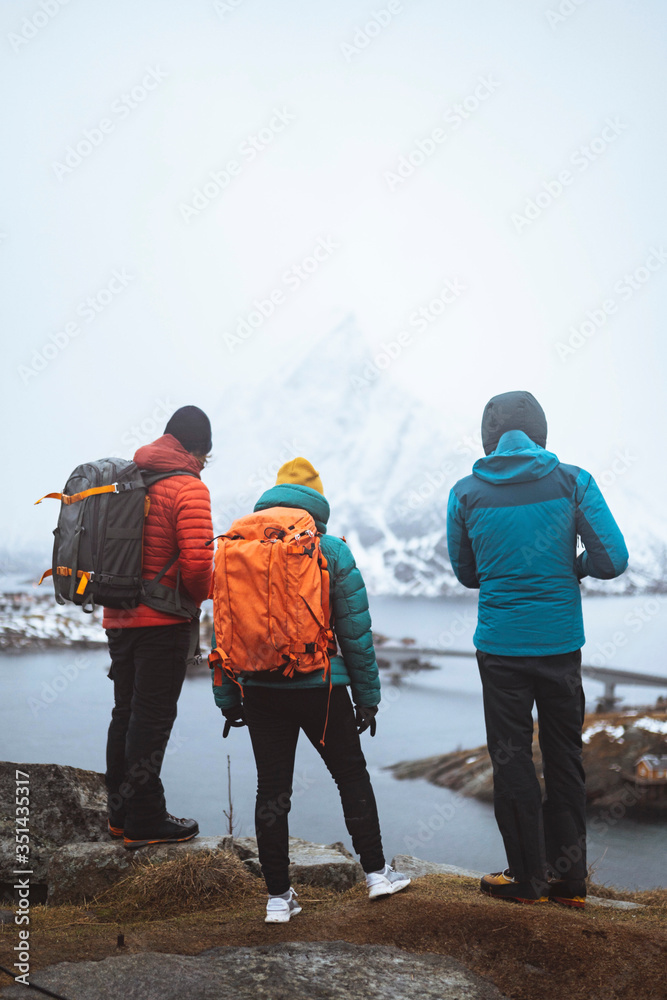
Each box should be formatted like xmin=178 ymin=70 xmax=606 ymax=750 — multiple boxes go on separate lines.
xmin=2 ymin=0 xmax=667 ymax=553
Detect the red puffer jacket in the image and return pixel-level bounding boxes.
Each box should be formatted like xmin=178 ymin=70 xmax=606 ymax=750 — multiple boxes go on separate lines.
xmin=102 ymin=434 xmax=213 ymax=629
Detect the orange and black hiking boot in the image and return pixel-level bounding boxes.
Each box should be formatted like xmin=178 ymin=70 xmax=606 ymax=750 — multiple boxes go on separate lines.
xmin=123 ymin=814 xmax=199 ymax=850
xmin=480 ymin=869 xmax=548 ymax=904
xmin=108 ymin=819 xmax=124 ymax=839
xmin=548 ymin=877 xmax=587 ymax=909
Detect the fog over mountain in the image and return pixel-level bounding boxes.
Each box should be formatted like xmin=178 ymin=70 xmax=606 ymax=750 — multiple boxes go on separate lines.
xmin=4 ymin=314 xmax=666 ymax=596
xmin=205 ymin=317 xmax=666 ymax=597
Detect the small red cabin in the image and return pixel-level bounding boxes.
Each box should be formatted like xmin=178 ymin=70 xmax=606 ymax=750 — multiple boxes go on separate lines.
xmin=635 ymin=755 xmax=667 ymax=782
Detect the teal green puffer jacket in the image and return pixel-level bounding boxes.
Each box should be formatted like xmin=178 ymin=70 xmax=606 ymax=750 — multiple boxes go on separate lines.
xmin=211 ymin=483 xmax=381 ymax=710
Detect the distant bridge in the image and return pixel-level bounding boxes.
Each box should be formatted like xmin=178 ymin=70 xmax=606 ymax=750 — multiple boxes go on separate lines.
xmin=375 ymin=645 xmax=667 ymax=710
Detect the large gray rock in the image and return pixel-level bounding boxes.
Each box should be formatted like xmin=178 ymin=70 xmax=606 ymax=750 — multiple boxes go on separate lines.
xmin=45 ymin=834 xmax=363 ymax=904
xmin=39 ymin=831 xmax=362 ymax=903
xmin=228 ymin=836 xmax=260 ymax=860
xmin=392 ymin=854 xmax=485 ymax=880
xmin=235 ymin=836 xmax=364 ymax=891
xmin=0 ymin=762 xmax=107 ymax=889
xmin=0 ymin=942 xmax=509 ymax=999
xmin=47 ymin=837 xmax=231 ymax=904
xmin=585 ymin=895 xmax=645 ymax=911
xmin=48 ymin=842 xmax=135 ymax=904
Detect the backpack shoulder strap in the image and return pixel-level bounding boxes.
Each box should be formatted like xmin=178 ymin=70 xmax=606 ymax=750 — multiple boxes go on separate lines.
xmin=141 ymin=469 xmax=200 ymax=488
xmin=140 ymin=468 xmax=204 ymax=619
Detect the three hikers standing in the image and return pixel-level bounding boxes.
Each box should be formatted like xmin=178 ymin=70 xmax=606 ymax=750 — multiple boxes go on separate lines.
xmin=40 ymin=393 xmax=631 ymax=917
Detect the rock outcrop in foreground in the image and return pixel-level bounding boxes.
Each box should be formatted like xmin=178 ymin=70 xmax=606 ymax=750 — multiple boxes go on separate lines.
xmin=45 ymin=836 xmax=364 ymax=904
xmin=0 ymin=941 xmax=508 ymax=1000
xmin=0 ymin=762 xmax=108 ymax=894
xmin=0 ymin=762 xmax=363 ymax=904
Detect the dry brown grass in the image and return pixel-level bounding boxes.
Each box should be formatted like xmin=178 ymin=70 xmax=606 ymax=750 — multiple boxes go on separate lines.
xmin=1 ymin=870 xmax=665 ymax=1000
xmin=95 ymin=849 xmax=261 ymax=920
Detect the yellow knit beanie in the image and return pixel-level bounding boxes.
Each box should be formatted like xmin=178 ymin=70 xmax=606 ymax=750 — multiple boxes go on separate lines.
xmin=275 ymin=457 xmax=324 ymax=494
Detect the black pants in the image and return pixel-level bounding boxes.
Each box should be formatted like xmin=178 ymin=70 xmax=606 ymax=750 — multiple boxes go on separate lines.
xmin=105 ymin=623 xmax=191 ymax=829
xmin=477 ymin=649 xmax=587 ymax=885
xmin=243 ymin=685 xmax=385 ymax=895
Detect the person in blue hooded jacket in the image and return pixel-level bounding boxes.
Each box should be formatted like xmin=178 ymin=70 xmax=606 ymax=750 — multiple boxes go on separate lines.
xmin=212 ymin=458 xmax=410 ymax=922
xmin=447 ymin=391 xmax=628 ymax=908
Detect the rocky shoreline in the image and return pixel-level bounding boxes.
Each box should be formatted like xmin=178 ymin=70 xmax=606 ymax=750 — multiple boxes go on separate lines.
xmin=388 ymin=710 xmax=667 ymax=816
xmin=0 ymin=592 xmax=214 ymax=656
xmin=0 ymin=592 xmax=106 ymax=652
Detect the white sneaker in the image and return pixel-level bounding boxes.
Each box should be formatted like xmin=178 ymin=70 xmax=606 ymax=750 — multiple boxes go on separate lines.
xmin=265 ymin=887 xmax=302 ymax=923
xmin=366 ymin=865 xmax=411 ymax=900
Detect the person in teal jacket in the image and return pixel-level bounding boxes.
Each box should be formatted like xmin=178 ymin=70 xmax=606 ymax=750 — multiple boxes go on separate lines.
xmin=212 ymin=458 xmax=409 ymax=922
xmin=447 ymin=391 xmax=628 ymax=909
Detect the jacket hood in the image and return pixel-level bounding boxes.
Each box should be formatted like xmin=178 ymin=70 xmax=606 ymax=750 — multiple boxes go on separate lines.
xmin=473 ymin=430 xmax=559 ymax=484
xmin=254 ymin=483 xmax=330 ymax=533
xmin=134 ymin=434 xmax=202 ymax=476
xmin=481 ymin=390 xmax=547 ymax=455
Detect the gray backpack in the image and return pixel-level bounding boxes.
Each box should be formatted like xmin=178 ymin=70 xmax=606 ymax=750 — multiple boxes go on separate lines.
xmin=36 ymin=458 xmax=201 ymax=618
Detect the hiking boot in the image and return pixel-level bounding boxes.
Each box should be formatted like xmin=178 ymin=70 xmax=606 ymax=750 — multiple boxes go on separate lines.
xmin=265 ymin=887 xmax=302 ymax=924
xmin=108 ymin=818 xmax=124 ymax=839
xmin=366 ymin=865 xmax=411 ymax=900
xmin=123 ymin=814 xmax=199 ymax=850
xmin=548 ymin=877 xmax=587 ymax=909
xmin=480 ymin=869 xmax=548 ymax=904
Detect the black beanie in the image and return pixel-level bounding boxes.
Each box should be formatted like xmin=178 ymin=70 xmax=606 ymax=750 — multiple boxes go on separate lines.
xmin=164 ymin=405 xmax=212 ymax=455
xmin=481 ymin=391 xmax=547 ymax=455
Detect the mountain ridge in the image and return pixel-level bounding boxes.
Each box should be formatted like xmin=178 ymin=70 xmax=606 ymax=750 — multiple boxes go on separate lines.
xmin=206 ymin=316 xmax=666 ymax=596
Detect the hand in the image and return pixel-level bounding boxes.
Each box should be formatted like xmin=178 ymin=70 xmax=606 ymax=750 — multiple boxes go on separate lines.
xmin=355 ymin=705 xmax=378 ymax=737
xmin=222 ymin=705 xmax=245 ymax=738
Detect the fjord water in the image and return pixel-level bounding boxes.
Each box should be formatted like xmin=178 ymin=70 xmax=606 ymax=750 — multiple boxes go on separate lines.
xmin=1 ymin=595 xmax=665 ymax=890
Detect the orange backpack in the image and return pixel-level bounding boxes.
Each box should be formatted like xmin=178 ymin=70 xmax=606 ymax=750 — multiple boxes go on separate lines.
xmin=208 ymin=507 xmax=335 ymax=692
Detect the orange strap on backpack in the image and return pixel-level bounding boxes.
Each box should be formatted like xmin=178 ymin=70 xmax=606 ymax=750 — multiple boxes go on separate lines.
xmin=34 ymin=484 xmax=119 ymax=505
xmin=37 ymin=567 xmax=91 ymax=594
xmin=209 ymin=647 xmax=244 ymax=697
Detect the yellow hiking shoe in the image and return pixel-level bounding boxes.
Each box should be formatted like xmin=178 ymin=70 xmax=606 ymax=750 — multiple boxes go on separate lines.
xmin=548 ymin=877 xmax=587 ymax=909
xmin=480 ymin=869 xmax=548 ymax=904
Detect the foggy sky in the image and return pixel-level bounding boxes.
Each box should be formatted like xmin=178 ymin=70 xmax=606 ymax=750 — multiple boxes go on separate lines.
xmin=2 ymin=0 xmax=667 ymax=556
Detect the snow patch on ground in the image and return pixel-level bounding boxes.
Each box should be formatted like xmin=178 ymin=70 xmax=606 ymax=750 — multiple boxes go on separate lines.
xmin=582 ymin=716 xmax=667 ymax=743
xmin=0 ymin=592 xmax=105 ymax=649
xmin=629 ymin=717 xmax=667 ymax=735
xmin=582 ymin=723 xmax=626 ymax=744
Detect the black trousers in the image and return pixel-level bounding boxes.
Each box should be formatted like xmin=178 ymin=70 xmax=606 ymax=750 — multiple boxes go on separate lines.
xmin=243 ymin=685 xmax=385 ymax=895
xmin=105 ymin=623 xmax=191 ymax=829
xmin=477 ymin=649 xmax=587 ymax=885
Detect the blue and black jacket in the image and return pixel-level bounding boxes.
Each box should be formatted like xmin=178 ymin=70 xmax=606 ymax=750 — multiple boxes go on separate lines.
xmin=212 ymin=483 xmax=381 ymax=710
xmin=447 ymin=429 xmax=629 ymax=656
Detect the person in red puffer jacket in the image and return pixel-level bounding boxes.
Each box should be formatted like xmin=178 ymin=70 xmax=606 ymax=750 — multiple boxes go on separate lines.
xmin=104 ymin=406 xmax=213 ymax=849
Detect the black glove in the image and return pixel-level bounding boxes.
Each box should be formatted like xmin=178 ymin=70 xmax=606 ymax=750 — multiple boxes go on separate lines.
xmin=222 ymin=705 xmax=245 ymax=738
xmin=355 ymin=705 xmax=377 ymax=737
